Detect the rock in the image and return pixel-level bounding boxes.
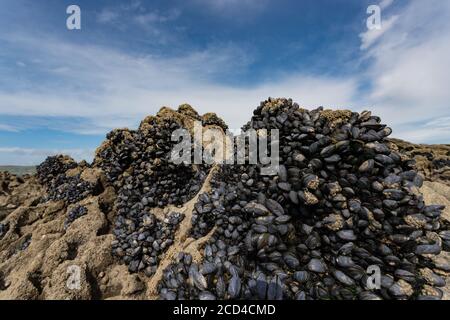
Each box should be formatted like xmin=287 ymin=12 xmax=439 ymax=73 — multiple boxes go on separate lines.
xmin=0 ymin=99 xmax=448 ymax=301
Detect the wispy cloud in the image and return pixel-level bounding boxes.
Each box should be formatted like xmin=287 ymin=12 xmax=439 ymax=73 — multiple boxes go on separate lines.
xmin=97 ymin=1 xmax=180 ymax=35
xmin=97 ymin=9 xmax=119 ymax=24
xmin=360 ymin=15 xmax=398 ymax=50
xmin=0 ymin=31 xmax=357 ymax=135
xmin=0 ymin=124 xmax=19 ymax=132
xmin=359 ymin=0 xmax=398 ymax=50
xmin=380 ymin=0 xmax=395 ymax=10
xmin=0 ymin=29 xmax=357 ymax=164
xmin=1 ymin=0 xmax=449 ymax=166
xmin=361 ymin=0 xmax=450 ymax=142
xmin=394 ymin=118 xmax=450 ymax=144
xmin=2 ymin=0 xmax=449 ymax=144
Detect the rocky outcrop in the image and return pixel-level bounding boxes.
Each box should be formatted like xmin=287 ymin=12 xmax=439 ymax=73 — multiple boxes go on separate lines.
xmin=0 ymin=99 xmax=448 ymax=300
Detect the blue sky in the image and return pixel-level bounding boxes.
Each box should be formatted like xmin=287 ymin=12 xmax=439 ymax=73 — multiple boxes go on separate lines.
xmin=0 ymin=0 xmax=449 ymax=165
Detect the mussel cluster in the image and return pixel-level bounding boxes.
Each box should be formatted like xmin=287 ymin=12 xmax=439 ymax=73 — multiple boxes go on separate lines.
xmin=95 ymin=117 xmax=206 ymax=207
xmin=44 ymin=174 xmax=94 ymax=204
xmin=36 ymin=155 xmax=77 ymax=186
xmin=155 ymin=98 xmax=449 ymax=300
xmin=37 ymin=156 xmax=95 ymax=204
xmin=95 ymin=107 xmax=220 ymax=274
xmin=112 ymin=211 xmax=184 ymax=275
xmin=64 ymin=205 xmax=88 ymax=230
xmin=36 ymin=99 xmax=446 ymax=300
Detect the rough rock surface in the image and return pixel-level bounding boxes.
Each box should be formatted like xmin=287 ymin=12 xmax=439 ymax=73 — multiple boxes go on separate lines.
xmin=0 ymin=100 xmax=448 ymax=300
xmin=0 ymin=170 xmax=144 ymax=299
xmin=390 ymin=138 xmax=450 ymax=184
xmin=389 ymin=139 xmax=450 ymax=299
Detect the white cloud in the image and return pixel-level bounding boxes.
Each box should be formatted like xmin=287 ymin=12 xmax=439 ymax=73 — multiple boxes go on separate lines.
xmin=0 ymin=33 xmax=357 ymax=134
xmin=0 ymin=147 xmax=93 ymax=166
xmin=0 ymin=31 xmax=357 ymax=164
xmin=0 ymin=124 xmax=19 ymax=132
xmin=1 ymin=0 xmax=449 ymax=167
xmin=360 ymin=15 xmax=398 ymax=50
xmin=97 ymin=2 xmax=180 ymax=29
xmin=393 ymin=119 xmax=450 ymax=144
xmin=97 ymin=9 xmax=119 ymax=24
xmin=4 ymin=0 xmax=449 ymax=146
xmin=359 ymin=0 xmax=397 ymax=50
xmin=362 ymin=0 xmax=450 ymax=142
xmin=380 ymin=0 xmax=395 ymax=10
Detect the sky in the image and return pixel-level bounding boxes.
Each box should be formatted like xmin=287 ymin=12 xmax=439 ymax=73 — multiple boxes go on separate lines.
xmin=0 ymin=0 xmax=449 ymax=165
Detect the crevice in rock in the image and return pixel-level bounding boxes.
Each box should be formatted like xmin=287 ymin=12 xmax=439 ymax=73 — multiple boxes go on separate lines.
xmin=27 ymin=271 xmax=43 ymax=296
xmin=146 ymin=165 xmax=218 ymax=298
xmin=0 ymin=271 xmax=7 ymax=290
xmin=1 ymin=181 xmax=9 ymax=194
xmin=96 ymin=204 xmax=112 ymax=236
xmin=29 ymin=197 xmax=42 ymax=207
xmin=16 ymin=209 xmax=30 ymax=229
xmin=96 ymin=223 xmax=110 ymax=237
xmin=85 ymin=268 xmax=102 ymax=300
xmin=66 ymin=241 xmax=79 ymax=261
xmin=92 ymin=180 xmax=105 ymax=197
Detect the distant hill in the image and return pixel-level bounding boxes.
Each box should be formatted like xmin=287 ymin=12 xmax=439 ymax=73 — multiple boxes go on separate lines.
xmin=0 ymin=166 xmax=36 ymax=176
